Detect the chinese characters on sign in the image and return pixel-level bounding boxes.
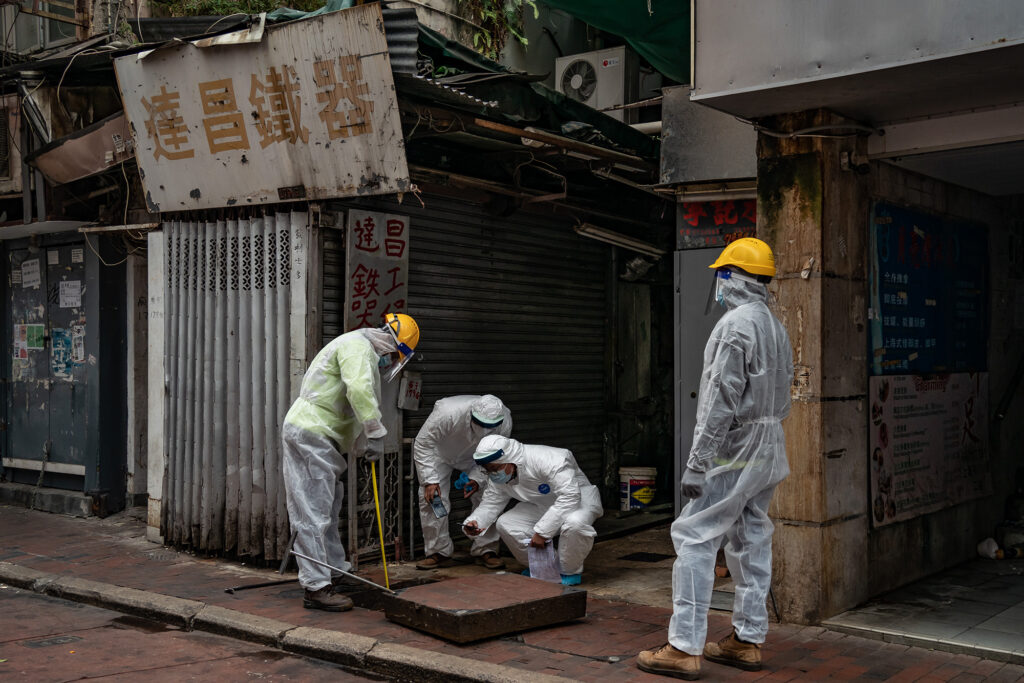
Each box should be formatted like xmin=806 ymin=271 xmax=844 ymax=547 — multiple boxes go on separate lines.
xmin=869 ymin=202 xmax=987 ymax=375
xmin=344 ymin=210 xmax=409 ymax=332
xmin=114 ymin=4 xmax=409 ymax=211
xmin=868 ymin=373 xmax=990 ymax=527
xmin=676 ymin=199 xmax=756 ymax=250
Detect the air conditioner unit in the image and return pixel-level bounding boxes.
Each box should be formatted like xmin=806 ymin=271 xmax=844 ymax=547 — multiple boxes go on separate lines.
xmin=555 ymin=46 xmax=639 ymax=124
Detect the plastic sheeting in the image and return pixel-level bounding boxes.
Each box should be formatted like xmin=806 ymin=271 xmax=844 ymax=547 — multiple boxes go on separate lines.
xmin=538 ymin=0 xmax=689 ymax=84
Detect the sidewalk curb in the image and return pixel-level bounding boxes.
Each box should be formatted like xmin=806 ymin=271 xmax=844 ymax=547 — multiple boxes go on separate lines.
xmin=365 ymin=641 xmax=570 ymax=683
xmin=0 ymin=561 xmax=577 ymax=682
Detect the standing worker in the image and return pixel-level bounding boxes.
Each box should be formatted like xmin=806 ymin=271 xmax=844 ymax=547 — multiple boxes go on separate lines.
xmin=638 ymin=238 xmax=793 ymax=680
xmin=463 ymin=434 xmax=603 ymax=585
xmin=282 ymin=312 xmax=420 ymax=612
xmin=413 ymin=395 xmax=513 ymax=570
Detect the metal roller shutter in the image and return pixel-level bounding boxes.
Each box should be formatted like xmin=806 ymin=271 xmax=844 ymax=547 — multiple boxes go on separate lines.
xmin=324 ymin=193 xmax=610 ymax=482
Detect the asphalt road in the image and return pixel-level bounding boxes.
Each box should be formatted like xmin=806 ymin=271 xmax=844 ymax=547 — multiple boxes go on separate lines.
xmin=0 ymin=586 xmax=380 ymax=681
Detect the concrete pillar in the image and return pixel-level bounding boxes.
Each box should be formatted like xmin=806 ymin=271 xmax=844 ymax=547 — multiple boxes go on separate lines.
xmin=757 ymin=110 xmax=871 ymax=623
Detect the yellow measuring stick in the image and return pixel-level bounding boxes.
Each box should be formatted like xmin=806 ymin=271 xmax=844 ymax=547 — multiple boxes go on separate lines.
xmin=370 ymin=461 xmax=390 ymax=590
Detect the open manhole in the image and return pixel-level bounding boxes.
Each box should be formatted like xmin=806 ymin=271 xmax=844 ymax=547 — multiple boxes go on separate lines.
xmin=618 ymin=552 xmax=674 ymax=563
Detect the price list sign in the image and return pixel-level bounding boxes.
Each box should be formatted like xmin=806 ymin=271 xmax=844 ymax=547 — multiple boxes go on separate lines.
xmin=869 ymin=202 xmax=987 ymax=375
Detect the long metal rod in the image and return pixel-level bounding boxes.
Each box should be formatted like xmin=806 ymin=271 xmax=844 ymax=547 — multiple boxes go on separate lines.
xmin=289 ymin=549 xmax=395 ymax=593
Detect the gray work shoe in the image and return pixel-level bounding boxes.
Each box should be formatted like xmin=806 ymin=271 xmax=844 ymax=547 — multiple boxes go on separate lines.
xmin=303 ymin=585 xmax=354 ymax=612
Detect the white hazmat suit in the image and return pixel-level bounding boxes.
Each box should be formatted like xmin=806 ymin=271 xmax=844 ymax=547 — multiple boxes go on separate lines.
xmin=282 ymin=327 xmax=396 ymax=591
xmin=466 ymin=435 xmax=604 ymax=576
xmin=669 ymin=273 xmax=793 ymax=655
xmin=414 ymin=395 xmax=513 ymax=558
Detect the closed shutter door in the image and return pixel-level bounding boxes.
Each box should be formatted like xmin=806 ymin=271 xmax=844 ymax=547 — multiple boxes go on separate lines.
xmin=325 ymin=193 xmax=610 ymax=482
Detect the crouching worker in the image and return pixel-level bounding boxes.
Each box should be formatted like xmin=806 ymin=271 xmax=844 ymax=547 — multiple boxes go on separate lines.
xmin=462 ymin=435 xmax=603 ymax=585
xmin=282 ymin=313 xmax=420 ymax=612
xmin=413 ymin=394 xmax=513 ymax=570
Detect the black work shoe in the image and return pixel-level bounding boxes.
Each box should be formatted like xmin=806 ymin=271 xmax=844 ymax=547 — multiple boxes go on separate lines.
xmin=303 ymin=585 xmax=354 ymax=612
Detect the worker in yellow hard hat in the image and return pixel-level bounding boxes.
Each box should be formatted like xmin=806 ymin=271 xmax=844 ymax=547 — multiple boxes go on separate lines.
xmin=281 ymin=312 xmax=420 ymax=612
xmin=639 ymin=237 xmax=793 ymax=679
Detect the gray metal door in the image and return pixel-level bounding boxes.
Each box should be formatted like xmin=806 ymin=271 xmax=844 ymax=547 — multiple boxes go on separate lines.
xmin=6 ymin=243 xmax=88 ymax=486
xmin=674 ymin=248 xmax=723 ymax=514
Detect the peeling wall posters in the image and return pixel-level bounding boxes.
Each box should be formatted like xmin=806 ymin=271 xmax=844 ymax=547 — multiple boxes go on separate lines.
xmin=869 ymin=372 xmax=990 ymax=527
xmin=51 ymin=327 xmax=74 ymax=379
xmin=59 ymin=280 xmax=82 ymax=308
xmin=344 ymin=210 xmax=409 ymax=332
xmin=21 ymin=259 xmax=40 ymax=288
xmin=11 ymin=324 xmax=45 ymax=359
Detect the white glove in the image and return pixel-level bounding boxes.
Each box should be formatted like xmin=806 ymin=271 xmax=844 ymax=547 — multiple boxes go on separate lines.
xmin=680 ymin=467 xmax=705 ymax=499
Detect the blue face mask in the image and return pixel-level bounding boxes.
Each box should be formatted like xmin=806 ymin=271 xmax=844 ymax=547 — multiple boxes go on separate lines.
xmin=488 ymin=468 xmax=512 ymax=485
xmin=378 ymin=354 xmax=393 ymax=369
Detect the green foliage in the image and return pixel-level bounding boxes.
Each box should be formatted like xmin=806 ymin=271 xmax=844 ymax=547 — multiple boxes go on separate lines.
xmin=458 ymin=0 xmax=538 ymax=61
xmin=152 ymin=0 xmax=323 ymax=18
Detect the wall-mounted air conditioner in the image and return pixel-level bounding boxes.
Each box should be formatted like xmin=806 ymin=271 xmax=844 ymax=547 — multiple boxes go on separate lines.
xmin=555 ymin=46 xmax=639 ymax=123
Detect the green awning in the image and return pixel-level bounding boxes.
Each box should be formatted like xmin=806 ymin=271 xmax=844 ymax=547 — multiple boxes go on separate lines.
xmin=539 ymin=0 xmax=690 ymax=84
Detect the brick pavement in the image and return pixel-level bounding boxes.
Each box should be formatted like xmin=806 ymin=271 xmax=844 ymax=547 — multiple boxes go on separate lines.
xmin=1 ymin=505 xmax=1022 ymax=682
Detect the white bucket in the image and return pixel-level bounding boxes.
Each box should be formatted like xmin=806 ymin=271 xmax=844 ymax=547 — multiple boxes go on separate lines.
xmin=619 ymin=466 xmax=657 ymax=511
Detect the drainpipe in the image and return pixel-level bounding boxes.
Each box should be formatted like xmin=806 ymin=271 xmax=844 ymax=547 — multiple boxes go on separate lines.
xmin=603 ymin=247 xmax=620 ymax=505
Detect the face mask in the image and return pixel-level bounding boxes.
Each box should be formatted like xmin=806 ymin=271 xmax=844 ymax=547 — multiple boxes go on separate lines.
xmin=488 ymin=468 xmax=512 ymax=485
xmin=378 ymin=354 xmax=393 ymax=369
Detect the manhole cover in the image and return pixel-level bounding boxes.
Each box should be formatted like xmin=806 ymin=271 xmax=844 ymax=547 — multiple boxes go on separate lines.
xmin=618 ymin=552 xmax=673 ymax=563
xmin=22 ymin=635 xmax=82 ymax=648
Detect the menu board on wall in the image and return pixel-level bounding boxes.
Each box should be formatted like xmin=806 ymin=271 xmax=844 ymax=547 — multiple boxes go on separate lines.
xmin=869 ymin=202 xmax=987 ymax=375
xmin=869 ymin=373 xmax=990 ymax=527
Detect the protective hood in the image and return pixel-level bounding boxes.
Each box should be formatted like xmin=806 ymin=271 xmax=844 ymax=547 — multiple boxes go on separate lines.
xmin=474 ymin=434 xmax=526 ymax=466
xmin=719 ymin=275 xmax=768 ymax=311
xmin=360 ymin=327 xmax=398 ymax=356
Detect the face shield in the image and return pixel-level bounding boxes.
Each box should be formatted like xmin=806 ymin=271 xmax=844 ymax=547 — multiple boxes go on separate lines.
xmin=381 ymin=321 xmax=416 ymax=383
xmin=704 ymin=268 xmax=729 ymax=315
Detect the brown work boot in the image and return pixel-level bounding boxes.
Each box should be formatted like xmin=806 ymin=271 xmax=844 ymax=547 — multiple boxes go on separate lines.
xmin=703 ymin=631 xmax=762 ymax=671
xmin=475 ymin=552 xmax=505 ymax=570
xmin=331 ymin=574 xmax=364 ymax=592
xmin=416 ymin=553 xmax=455 ymax=570
xmin=303 ymin=585 xmax=354 ymax=612
xmin=637 ymin=644 xmax=701 ymax=680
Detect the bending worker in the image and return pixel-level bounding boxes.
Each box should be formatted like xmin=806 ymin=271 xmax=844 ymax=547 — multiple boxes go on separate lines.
xmin=463 ymin=434 xmax=603 ymax=585
xmin=414 ymin=395 xmax=513 ymax=570
xmin=282 ymin=313 xmax=420 ymax=612
xmin=638 ymin=238 xmax=793 ymax=680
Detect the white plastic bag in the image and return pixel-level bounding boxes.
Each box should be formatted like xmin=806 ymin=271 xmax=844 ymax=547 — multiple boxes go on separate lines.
xmin=526 ymin=541 xmax=561 ymax=583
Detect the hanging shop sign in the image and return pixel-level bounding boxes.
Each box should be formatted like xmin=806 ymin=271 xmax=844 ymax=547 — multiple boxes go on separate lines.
xmin=868 ymin=372 xmax=990 ymax=527
xmin=676 ymin=199 xmax=756 ymax=250
xmin=344 ymin=209 xmax=409 ymax=331
xmin=868 ymin=202 xmax=987 ymax=375
xmin=114 ymin=4 xmax=409 ymax=212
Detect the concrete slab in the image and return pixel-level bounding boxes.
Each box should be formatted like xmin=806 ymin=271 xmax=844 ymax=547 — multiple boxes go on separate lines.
xmin=381 ymin=573 xmax=586 ymax=643
xmin=0 ymin=482 xmax=92 ymax=517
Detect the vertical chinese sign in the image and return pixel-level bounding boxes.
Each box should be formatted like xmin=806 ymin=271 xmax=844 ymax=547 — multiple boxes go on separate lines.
xmin=113 ymin=3 xmax=409 ymax=211
xmin=344 ymin=210 xmax=409 ymax=332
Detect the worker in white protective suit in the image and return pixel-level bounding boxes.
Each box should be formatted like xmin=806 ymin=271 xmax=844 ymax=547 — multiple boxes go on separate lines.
xmin=638 ymin=238 xmax=792 ymax=680
xmin=413 ymin=395 xmax=513 ymax=570
xmin=282 ymin=313 xmax=420 ymax=612
xmin=463 ymin=434 xmax=603 ymax=585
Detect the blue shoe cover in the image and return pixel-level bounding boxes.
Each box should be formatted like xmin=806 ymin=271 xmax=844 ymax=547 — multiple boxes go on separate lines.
xmin=521 ymin=569 xmax=531 ymax=577
xmin=560 ymin=573 xmax=581 ymax=586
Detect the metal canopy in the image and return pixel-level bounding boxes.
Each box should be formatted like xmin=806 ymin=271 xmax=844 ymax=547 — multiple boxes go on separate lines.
xmin=0 ymin=221 xmax=89 ymax=240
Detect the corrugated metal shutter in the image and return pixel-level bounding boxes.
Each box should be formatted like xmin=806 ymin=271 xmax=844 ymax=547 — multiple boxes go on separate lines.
xmin=325 ymin=193 xmax=610 ymax=482
xmin=162 ymin=210 xmax=306 ymax=561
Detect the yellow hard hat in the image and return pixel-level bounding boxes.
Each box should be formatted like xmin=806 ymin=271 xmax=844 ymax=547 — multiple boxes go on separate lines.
xmin=708 ymin=237 xmax=776 ymax=278
xmin=384 ymin=312 xmax=420 ymax=358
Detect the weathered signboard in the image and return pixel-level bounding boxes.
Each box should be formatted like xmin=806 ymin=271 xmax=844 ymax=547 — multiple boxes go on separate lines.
xmin=114 ymin=4 xmax=409 ymax=212
xmin=868 ymin=372 xmax=990 ymax=527
xmin=676 ymin=199 xmax=756 ymax=250
xmin=344 ymin=209 xmax=409 ymax=331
